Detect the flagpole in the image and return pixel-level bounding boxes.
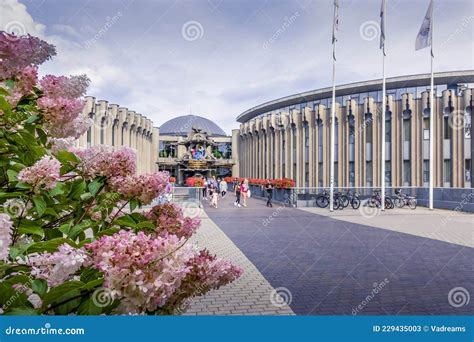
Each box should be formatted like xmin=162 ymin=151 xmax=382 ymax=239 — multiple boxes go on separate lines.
xmin=329 ymin=1 xmax=338 ymax=212
xmin=429 ymin=4 xmax=434 ymax=211
xmin=329 ymin=45 xmax=336 ymax=212
xmin=429 ymin=48 xmax=434 ymax=210
xmin=381 ymin=52 xmax=386 ymax=211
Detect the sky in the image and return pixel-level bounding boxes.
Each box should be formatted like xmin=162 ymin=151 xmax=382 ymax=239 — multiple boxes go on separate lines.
xmin=1 ymin=0 xmax=473 ymax=134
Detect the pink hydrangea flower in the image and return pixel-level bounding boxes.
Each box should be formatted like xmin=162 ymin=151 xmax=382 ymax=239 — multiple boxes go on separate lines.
xmin=27 ymin=243 xmax=90 ymax=287
xmin=0 ymin=214 xmax=13 ymax=261
xmin=110 ymin=172 xmax=169 ymax=205
xmin=0 ymin=32 xmax=56 ymax=81
xmin=5 ymin=65 xmax=38 ymax=106
xmin=73 ymin=146 xmax=137 ymax=179
xmin=87 ymin=230 xmax=194 ymax=314
xmin=185 ymin=249 xmax=243 ymax=289
xmin=49 ymin=137 xmax=76 ymax=154
xmin=17 ymin=155 xmax=61 ymax=191
xmin=37 ymin=97 xmax=86 ymax=138
xmin=144 ymin=203 xmax=200 ymax=239
xmin=40 ymin=74 xmax=89 ymax=99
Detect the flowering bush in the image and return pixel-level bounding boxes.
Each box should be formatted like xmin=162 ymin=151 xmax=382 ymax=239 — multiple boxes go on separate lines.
xmin=185 ymin=177 xmax=204 ymax=187
xmin=224 ymin=177 xmax=295 ymax=188
xmin=0 ymin=32 xmax=241 ymax=316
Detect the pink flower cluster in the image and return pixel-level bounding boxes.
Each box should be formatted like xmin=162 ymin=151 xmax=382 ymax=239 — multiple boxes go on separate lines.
xmin=73 ymin=146 xmax=137 ymax=179
xmin=162 ymin=249 xmax=243 ymax=312
xmin=5 ymin=65 xmax=38 ymax=107
xmin=0 ymin=214 xmax=13 ymax=261
xmin=144 ymin=203 xmax=200 ymax=239
xmin=40 ymin=74 xmax=89 ymax=99
xmin=28 ymin=243 xmax=90 ymax=287
xmin=0 ymin=32 xmax=56 ymax=80
xmin=87 ymin=230 xmax=194 ymax=314
xmin=49 ymin=137 xmax=76 ymax=154
xmin=110 ymin=172 xmax=169 ymax=205
xmin=17 ymin=155 xmax=61 ymax=191
xmin=185 ymin=249 xmax=243 ymax=289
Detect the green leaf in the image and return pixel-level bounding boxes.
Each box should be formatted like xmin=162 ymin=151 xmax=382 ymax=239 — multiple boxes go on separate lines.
xmin=88 ymin=179 xmax=103 ymax=196
xmin=6 ymin=169 xmax=18 ymax=182
xmin=114 ymin=215 xmax=137 ymax=228
xmin=136 ymin=221 xmax=156 ymax=230
xmin=69 ymin=180 xmax=86 ymax=199
xmin=4 ymin=308 xmax=40 ymax=316
xmin=32 ymin=279 xmax=48 ymax=297
xmin=58 ymin=223 xmax=71 ymax=235
xmin=18 ymin=223 xmax=44 ymax=239
xmin=80 ymin=267 xmax=102 ymax=284
xmin=129 ymin=199 xmax=139 ymax=212
xmin=32 ymin=196 xmax=46 ymax=216
xmin=56 ymin=150 xmax=80 ymax=164
xmin=68 ymin=220 xmax=92 ymax=240
xmin=80 ymin=192 xmax=93 ymax=201
xmin=0 ymin=95 xmax=12 ymax=116
xmin=27 ymin=238 xmax=76 ymax=254
xmin=42 ymin=281 xmax=84 ymax=315
xmin=36 ymin=127 xmax=47 ymax=145
xmin=49 ymin=182 xmax=65 ymax=196
xmin=77 ymin=298 xmax=103 ymax=316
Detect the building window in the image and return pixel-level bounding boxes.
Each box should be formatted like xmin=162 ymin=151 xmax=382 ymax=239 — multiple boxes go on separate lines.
xmin=423 ymin=160 xmax=429 ymax=183
xmin=444 ymin=159 xmax=451 ymax=185
xmin=112 ymin=122 xmax=116 ymax=146
xmin=385 ymin=117 xmax=391 ymax=142
xmin=403 ymin=119 xmax=411 ymax=141
xmin=366 ymin=161 xmax=372 ymax=187
xmin=318 ymin=125 xmax=323 ymax=163
xmin=384 ymin=161 xmax=391 ymax=186
xmin=318 ymin=162 xmax=323 ymax=187
xmin=423 ymin=118 xmax=430 ymax=140
xmin=444 ymin=116 xmax=452 ymax=140
xmin=86 ymin=127 xmax=91 ymax=148
xmin=366 ymin=119 xmax=373 ymax=144
xmin=349 ymin=161 xmax=355 ymax=186
xmin=465 ymin=159 xmax=471 ymax=183
xmin=403 ymin=161 xmax=411 ymax=184
xmin=292 ymin=125 xmax=297 ymax=165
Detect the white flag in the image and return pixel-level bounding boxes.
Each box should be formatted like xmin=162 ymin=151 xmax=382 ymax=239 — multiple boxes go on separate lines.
xmin=415 ymin=0 xmax=433 ymax=51
xmin=380 ymin=0 xmax=386 ymax=56
xmin=332 ymin=0 xmax=339 ymax=61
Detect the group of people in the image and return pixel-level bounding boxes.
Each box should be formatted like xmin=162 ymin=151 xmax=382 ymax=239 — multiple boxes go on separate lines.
xmin=202 ymin=176 xmax=228 ymax=208
xmin=201 ymin=176 xmax=274 ymax=209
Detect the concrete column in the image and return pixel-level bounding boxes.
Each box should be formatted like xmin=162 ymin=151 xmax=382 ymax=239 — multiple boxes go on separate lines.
xmin=232 ymin=129 xmax=240 ymax=177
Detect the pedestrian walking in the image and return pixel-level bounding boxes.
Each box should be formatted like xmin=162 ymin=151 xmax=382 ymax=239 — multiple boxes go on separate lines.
xmin=202 ymin=178 xmax=208 ymax=200
xmin=241 ymin=178 xmax=249 ymax=207
xmin=234 ymin=181 xmax=242 ymax=207
xmin=265 ymin=179 xmax=273 ymax=207
xmin=220 ymin=179 xmax=228 ymax=198
xmin=208 ymin=182 xmax=218 ymax=208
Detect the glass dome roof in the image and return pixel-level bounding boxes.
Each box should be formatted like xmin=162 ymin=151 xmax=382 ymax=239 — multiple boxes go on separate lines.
xmin=159 ymin=115 xmax=227 ymax=137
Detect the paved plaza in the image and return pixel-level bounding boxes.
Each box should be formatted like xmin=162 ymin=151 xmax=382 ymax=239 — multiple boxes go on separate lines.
xmin=187 ymin=196 xmax=473 ymax=315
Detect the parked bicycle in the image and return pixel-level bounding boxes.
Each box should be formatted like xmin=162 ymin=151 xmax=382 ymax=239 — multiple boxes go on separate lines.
xmin=315 ymin=189 xmax=345 ymax=210
xmin=345 ymin=190 xmax=361 ymax=209
xmin=394 ymin=189 xmax=417 ymax=209
xmin=367 ymin=190 xmax=394 ymax=209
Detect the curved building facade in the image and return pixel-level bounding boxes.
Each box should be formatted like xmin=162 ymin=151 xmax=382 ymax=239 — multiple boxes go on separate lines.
xmin=237 ymin=71 xmax=474 ymax=189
